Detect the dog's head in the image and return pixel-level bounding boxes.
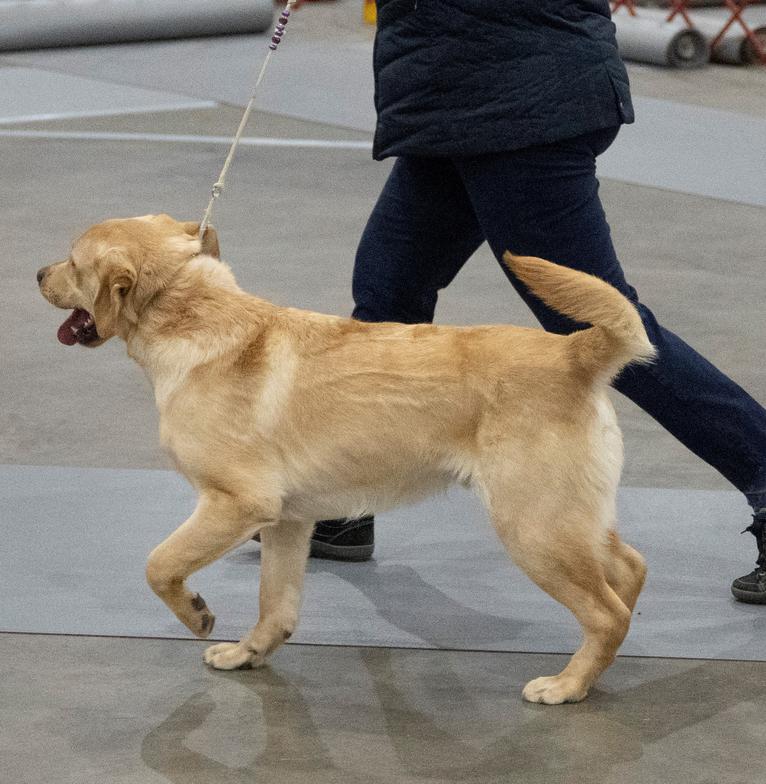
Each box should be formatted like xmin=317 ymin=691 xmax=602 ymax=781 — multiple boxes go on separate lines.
xmin=37 ymin=214 xmax=219 ymax=347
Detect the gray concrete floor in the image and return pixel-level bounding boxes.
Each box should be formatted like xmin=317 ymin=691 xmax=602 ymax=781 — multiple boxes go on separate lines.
xmin=4 ymin=633 xmax=766 ymax=784
xmin=2 ymin=1 xmax=766 ymax=782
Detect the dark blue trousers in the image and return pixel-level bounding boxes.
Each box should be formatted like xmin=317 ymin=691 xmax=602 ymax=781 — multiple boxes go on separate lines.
xmin=352 ymin=127 xmax=766 ymax=509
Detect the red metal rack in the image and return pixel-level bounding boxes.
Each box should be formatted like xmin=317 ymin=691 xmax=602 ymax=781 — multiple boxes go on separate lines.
xmin=611 ymin=0 xmax=638 ymax=16
xmin=668 ymin=0 xmax=766 ymax=63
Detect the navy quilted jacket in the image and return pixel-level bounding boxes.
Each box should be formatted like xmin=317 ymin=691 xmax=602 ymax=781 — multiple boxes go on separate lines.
xmin=372 ymin=0 xmax=634 ymax=160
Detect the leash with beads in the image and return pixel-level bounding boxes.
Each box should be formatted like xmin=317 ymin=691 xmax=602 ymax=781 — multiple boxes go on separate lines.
xmin=199 ymin=0 xmax=298 ymax=239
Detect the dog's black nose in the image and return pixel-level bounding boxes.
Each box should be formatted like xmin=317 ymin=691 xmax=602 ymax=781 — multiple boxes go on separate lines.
xmin=36 ymin=267 xmax=47 ymax=285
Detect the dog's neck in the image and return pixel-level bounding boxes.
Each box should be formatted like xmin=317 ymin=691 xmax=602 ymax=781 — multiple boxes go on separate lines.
xmin=125 ymin=254 xmax=272 ymax=409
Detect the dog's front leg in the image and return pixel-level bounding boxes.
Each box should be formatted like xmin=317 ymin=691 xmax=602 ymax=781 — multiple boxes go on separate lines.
xmin=145 ymin=490 xmax=279 ymax=638
xmin=204 ymin=519 xmax=314 ymax=670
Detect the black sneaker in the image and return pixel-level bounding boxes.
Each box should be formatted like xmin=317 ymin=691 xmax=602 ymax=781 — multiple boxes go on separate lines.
xmin=731 ymin=508 xmax=766 ymax=603
xmin=310 ymin=516 xmax=375 ymax=561
xmin=252 ymin=516 xmax=375 ymax=562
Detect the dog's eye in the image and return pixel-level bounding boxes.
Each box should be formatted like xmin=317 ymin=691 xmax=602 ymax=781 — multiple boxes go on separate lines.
xmin=69 ymin=259 xmax=76 ymax=269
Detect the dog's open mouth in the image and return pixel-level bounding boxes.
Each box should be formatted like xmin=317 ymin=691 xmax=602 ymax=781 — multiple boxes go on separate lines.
xmin=57 ymin=308 xmax=100 ymax=346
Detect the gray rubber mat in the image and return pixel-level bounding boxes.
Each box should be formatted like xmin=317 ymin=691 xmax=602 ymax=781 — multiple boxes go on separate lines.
xmin=599 ymin=96 xmax=766 ymax=208
xmin=1 ymin=465 xmax=762 ymax=660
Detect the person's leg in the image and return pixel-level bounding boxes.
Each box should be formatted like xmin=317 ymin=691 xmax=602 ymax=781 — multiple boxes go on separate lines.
xmin=352 ymin=156 xmax=485 ymax=323
xmin=453 ymin=128 xmax=766 ymax=598
xmin=312 ymin=156 xmax=486 ymax=560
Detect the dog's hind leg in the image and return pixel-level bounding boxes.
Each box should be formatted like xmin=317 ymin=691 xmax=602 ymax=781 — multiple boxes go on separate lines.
xmin=484 ymin=483 xmax=636 ymax=705
xmin=204 ymin=518 xmax=314 ymax=670
xmin=603 ymin=529 xmax=646 ymax=614
xmin=145 ymin=490 xmax=281 ymax=639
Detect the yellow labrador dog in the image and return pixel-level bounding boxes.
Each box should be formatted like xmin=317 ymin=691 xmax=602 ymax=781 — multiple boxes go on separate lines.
xmin=38 ymin=214 xmax=654 ymax=704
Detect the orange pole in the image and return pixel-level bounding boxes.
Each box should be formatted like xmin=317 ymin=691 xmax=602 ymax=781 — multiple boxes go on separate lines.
xmin=363 ymin=0 xmax=376 ymax=25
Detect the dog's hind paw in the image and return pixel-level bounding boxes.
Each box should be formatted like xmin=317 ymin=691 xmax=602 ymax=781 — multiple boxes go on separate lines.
xmin=203 ymin=642 xmax=263 ymax=670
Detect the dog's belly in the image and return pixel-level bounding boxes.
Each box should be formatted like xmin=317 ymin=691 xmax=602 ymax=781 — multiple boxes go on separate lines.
xmin=280 ymin=469 xmax=459 ymax=523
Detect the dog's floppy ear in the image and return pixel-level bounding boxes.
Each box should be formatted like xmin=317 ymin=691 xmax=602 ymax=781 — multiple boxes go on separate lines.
xmin=183 ymin=222 xmax=220 ymax=259
xmin=92 ymin=250 xmax=138 ymax=340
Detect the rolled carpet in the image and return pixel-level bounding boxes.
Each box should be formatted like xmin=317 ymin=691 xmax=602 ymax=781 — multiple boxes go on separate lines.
xmin=613 ymin=11 xmax=710 ymax=67
xmin=0 ymin=0 xmax=274 ymax=52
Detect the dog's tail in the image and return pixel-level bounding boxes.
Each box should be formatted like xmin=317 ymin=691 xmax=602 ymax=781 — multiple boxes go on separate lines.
xmin=503 ymin=252 xmax=656 ymax=381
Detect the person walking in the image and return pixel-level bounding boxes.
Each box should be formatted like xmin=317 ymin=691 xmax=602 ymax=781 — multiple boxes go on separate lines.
xmin=295 ymin=0 xmax=766 ymax=602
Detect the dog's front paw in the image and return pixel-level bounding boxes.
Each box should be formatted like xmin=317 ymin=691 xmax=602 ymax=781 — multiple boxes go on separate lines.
xmin=203 ymin=642 xmax=264 ymax=670
xmin=522 ymin=675 xmax=588 ymax=705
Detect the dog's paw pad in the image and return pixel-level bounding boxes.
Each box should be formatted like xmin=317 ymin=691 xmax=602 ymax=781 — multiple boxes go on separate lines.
xmin=188 ymin=593 xmax=215 ymax=638
xmin=200 ymin=613 xmax=214 ymax=636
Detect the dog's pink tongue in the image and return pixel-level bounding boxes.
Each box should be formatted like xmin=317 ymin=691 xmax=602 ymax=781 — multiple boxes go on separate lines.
xmin=57 ymin=309 xmax=87 ymax=346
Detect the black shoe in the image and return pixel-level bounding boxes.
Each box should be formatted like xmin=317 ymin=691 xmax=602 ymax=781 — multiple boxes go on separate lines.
xmin=252 ymin=516 xmax=375 ymax=562
xmin=310 ymin=516 xmax=374 ymax=561
xmin=731 ymin=508 xmax=766 ymax=603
